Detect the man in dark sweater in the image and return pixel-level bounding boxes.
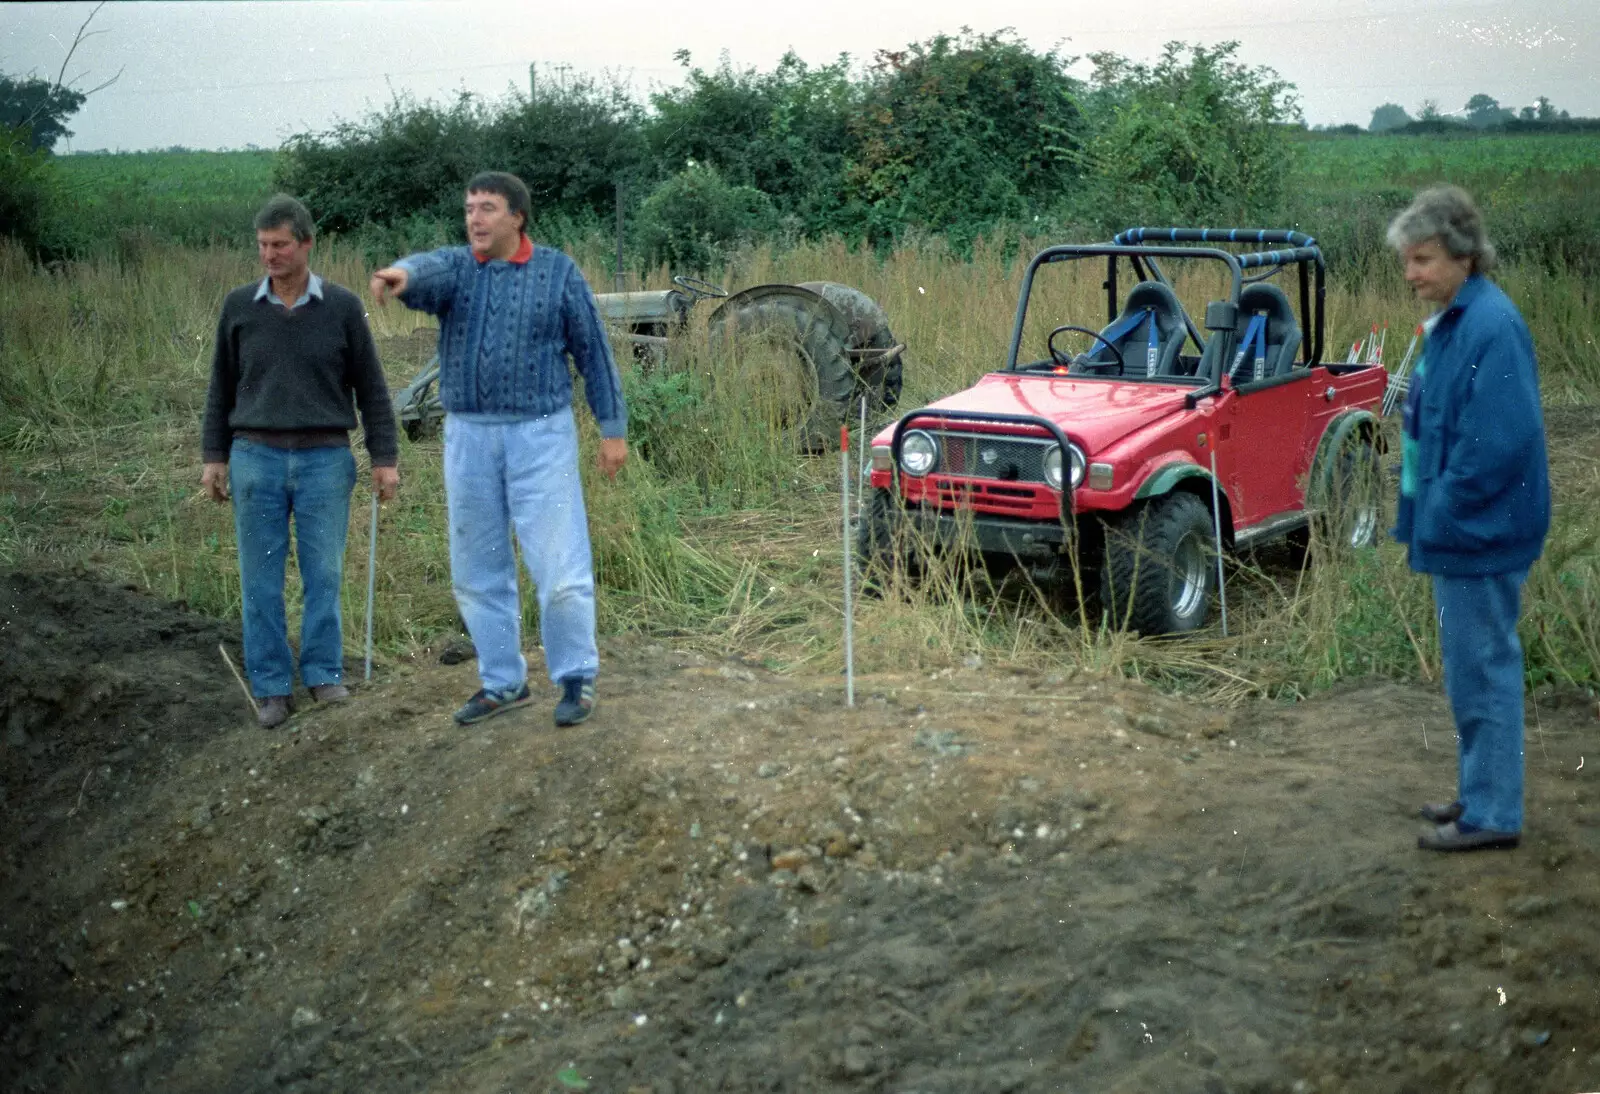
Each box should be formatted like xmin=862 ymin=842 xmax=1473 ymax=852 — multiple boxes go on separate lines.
xmin=202 ymin=194 xmax=400 ymax=728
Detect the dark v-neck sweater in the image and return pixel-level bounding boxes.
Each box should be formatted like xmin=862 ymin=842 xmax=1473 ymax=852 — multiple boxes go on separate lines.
xmin=201 ymin=280 xmax=398 ymax=466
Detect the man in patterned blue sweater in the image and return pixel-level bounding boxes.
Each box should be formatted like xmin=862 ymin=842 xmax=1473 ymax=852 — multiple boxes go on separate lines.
xmin=371 ymin=172 xmax=627 ymax=727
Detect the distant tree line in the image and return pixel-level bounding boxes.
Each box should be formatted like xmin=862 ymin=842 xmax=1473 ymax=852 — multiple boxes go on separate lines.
xmin=1361 ymin=94 xmax=1592 ymax=135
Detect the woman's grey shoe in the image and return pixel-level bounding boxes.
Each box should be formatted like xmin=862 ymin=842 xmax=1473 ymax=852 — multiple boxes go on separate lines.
xmin=1417 ymin=822 xmax=1520 ymax=852
xmin=1419 ymin=801 xmax=1463 ymax=824
xmin=256 ymin=695 xmax=293 ymax=728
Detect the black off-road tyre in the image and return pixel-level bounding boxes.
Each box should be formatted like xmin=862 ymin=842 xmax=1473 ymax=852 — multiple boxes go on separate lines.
xmin=1290 ymin=434 xmax=1383 ymax=565
xmin=1323 ymin=435 xmax=1382 ymax=550
xmin=1098 ymin=492 xmax=1216 ymax=635
xmin=857 ymin=488 xmax=920 ymax=593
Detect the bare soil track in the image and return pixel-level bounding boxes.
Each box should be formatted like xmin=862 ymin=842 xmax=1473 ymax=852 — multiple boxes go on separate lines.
xmin=2 ymin=569 xmax=1599 ymax=1094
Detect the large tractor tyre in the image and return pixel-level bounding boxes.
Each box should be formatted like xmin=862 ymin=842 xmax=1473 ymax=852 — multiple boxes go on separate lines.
xmin=857 ymin=487 xmax=920 ymax=594
xmin=1098 ymin=492 xmax=1216 ymax=636
xmin=708 ymin=285 xmax=859 ymax=452
xmin=798 ymin=281 xmax=903 ymax=411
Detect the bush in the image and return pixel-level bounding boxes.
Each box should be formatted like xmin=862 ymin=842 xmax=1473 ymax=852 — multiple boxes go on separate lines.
xmin=276 ymin=78 xmax=648 ymax=236
xmin=635 ymin=165 xmax=775 ymax=272
xmin=0 ymin=126 xmax=67 ymax=257
xmin=647 ymin=52 xmax=858 ymax=235
xmin=843 ymin=30 xmax=1086 ymax=246
xmin=1072 ymin=42 xmax=1300 ymax=232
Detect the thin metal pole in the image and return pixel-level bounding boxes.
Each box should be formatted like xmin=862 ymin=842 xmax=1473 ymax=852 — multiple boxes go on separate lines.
xmin=364 ymin=492 xmax=379 ymax=681
xmin=614 ymin=181 xmax=625 ymax=292
xmin=1208 ymin=446 xmax=1228 ymax=638
xmin=841 ymin=424 xmax=855 ymax=707
xmin=857 ymin=395 xmax=868 ymax=520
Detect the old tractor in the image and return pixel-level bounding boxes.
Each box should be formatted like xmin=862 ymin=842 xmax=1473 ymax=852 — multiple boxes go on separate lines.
xmin=394 ymin=275 xmax=904 ymax=448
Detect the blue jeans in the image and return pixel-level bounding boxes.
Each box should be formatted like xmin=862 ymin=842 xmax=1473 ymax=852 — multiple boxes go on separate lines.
xmin=1432 ymin=568 xmax=1529 ymax=833
xmin=229 ymin=440 xmax=356 ymax=698
xmin=443 ymin=411 xmax=599 ymax=692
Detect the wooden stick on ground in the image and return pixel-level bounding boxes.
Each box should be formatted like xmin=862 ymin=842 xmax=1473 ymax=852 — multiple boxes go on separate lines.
xmin=218 ymin=643 xmax=258 ymax=714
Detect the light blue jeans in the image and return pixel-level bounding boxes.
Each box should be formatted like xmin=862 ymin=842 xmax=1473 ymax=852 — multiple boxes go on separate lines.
xmin=444 ymin=411 xmax=599 ymax=692
xmin=229 ymin=439 xmax=356 ymax=698
xmin=1433 ymin=568 xmax=1529 ymax=834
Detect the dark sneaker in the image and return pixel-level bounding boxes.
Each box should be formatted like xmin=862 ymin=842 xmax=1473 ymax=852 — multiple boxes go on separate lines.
xmin=453 ymin=683 xmax=532 ymax=726
xmin=257 ymin=695 xmax=293 ymax=729
xmin=1417 ymin=821 xmax=1520 ymax=852
xmin=554 ymin=677 xmax=595 ymax=727
xmin=310 ymin=684 xmax=350 ymax=703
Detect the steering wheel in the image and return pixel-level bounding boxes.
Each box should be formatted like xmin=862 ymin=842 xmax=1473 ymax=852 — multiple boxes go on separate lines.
xmin=1046 ymin=325 xmax=1125 ymax=374
xmin=672 ymin=275 xmax=729 ymax=301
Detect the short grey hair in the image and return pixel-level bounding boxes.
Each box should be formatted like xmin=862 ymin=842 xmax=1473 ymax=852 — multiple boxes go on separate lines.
xmin=253 ymin=194 xmax=315 ymax=242
xmin=1386 ymin=185 xmax=1496 ymax=274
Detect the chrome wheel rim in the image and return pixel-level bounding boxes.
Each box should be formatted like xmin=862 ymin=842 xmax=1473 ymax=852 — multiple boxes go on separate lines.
xmin=1171 ymin=534 xmax=1208 ymax=621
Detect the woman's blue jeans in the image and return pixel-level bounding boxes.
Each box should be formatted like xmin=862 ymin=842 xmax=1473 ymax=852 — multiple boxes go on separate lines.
xmin=443 ymin=411 xmax=599 ymax=693
xmin=229 ymin=439 xmax=356 ymax=698
xmin=1433 ymin=568 xmax=1529 ymax=834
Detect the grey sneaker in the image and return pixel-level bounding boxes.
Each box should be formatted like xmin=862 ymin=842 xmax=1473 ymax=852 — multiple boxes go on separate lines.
xmin=257 ymin=695 xmax=293 ymax=729
xmin=310 ymin=684 xmax=350 ymax=703
xmin=1417 ymin=822 xmax=1520 ymax=852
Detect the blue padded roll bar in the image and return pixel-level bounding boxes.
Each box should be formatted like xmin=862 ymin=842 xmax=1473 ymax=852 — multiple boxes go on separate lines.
xmin=1113 ymin=227 xmax=1318 ymax=248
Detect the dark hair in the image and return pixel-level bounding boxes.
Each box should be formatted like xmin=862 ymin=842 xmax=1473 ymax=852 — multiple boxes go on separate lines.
xmin=253 ymin=194 xmax=315 ymax=242
xmin=465 ymin=171 xmax=531 ymax=229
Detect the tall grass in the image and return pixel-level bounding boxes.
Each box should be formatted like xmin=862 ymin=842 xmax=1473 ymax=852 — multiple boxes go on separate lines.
xmin=1 ymin=234 xmax=1595 ymax=699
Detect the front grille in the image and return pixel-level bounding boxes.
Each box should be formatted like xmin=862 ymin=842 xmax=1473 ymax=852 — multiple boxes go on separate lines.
xmin=931 ymin=430 xmax=1054 ymax=483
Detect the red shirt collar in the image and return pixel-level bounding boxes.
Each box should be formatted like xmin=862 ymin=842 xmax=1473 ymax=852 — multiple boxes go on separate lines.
xmin=475 ymin=233 xmax=534 ymax=265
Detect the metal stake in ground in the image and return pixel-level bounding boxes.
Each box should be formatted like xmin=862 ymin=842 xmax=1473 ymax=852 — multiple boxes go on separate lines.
xmin=1208 ymin=446 xmax=1229 ymax=638
xmin=841 ymin=424 xmax=855 ymax=708
xmin=364 ymin=492 xmax=379 ymax=682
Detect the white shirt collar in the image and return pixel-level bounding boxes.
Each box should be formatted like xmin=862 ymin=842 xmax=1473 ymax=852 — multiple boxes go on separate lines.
xmin=255 ymin=272 xmax=324 ymax=308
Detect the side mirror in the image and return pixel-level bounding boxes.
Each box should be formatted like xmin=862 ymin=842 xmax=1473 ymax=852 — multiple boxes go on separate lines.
xmin=1204 ymin=300 xmax=1238 ymax=331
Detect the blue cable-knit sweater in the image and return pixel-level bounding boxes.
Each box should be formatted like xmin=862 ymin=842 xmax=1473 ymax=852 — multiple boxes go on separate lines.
xmin=394 ymin=242 xmax=627 ymax=438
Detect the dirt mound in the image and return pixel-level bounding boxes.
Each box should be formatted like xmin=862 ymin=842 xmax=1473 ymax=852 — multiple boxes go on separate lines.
xmin=3 ymin=571 xmax=1599 ymax=1094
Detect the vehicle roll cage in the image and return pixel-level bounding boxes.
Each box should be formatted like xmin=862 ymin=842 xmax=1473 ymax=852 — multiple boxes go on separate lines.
xmin=1004 ymin=228 xmax=1327 ymax=389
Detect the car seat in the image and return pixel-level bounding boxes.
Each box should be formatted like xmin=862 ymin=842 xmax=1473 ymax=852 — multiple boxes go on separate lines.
xmin=1228 ymin=283 xmax=1302 ymax=385
xmin=1080 ymin=281 xmax=1188 ymax=378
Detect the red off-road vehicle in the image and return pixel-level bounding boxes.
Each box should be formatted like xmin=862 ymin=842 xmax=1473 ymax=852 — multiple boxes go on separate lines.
xmin=859 ymin=228 xmax=1387 ymax=634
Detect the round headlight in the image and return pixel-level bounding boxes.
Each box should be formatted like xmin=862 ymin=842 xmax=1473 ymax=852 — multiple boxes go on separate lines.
xmin=1068 ymin=444 xmax=1087 ymax=488
xmin=1043 ymin=443 xmax=1087 ymax=490
xmin=900 ymin=430 xmax=938 ymax=477
xmin=1042 ymin=445 xmax=1064 ymax=489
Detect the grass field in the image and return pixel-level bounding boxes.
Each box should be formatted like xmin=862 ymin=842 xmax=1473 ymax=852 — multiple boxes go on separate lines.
xmin=56 ymin=149 xmax=276 ymax=251
xmin=1293 ymin=131 xmax=1600 ymax=183
xmin=2 ymin=225 xmax=1596 ymax=701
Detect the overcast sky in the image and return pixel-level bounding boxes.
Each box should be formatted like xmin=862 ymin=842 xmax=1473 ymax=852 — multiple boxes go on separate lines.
xmin=3 ymin=0 xmax=1594 ymax=153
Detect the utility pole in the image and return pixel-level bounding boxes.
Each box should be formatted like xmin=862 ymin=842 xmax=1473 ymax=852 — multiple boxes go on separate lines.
xmin=528 ymin=62 xmax=536 ymax=101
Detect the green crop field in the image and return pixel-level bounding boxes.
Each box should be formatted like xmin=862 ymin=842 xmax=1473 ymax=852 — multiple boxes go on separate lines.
xmin=1294 ymin=132 xmax=1600 ymax=184
xmin=56 ymin=149 xmax=277 ymax=250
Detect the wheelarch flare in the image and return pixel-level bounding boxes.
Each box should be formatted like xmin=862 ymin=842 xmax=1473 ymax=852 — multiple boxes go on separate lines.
xmin=1308 ymin=409 xmax=1380 ymax=508
xmin=1130 ymin=463 xmax=1234 ymax=549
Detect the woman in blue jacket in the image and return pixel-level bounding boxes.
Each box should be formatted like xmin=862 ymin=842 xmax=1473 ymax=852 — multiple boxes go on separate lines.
xmin=1388 ymin=185 xmax=1551 ymax=851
